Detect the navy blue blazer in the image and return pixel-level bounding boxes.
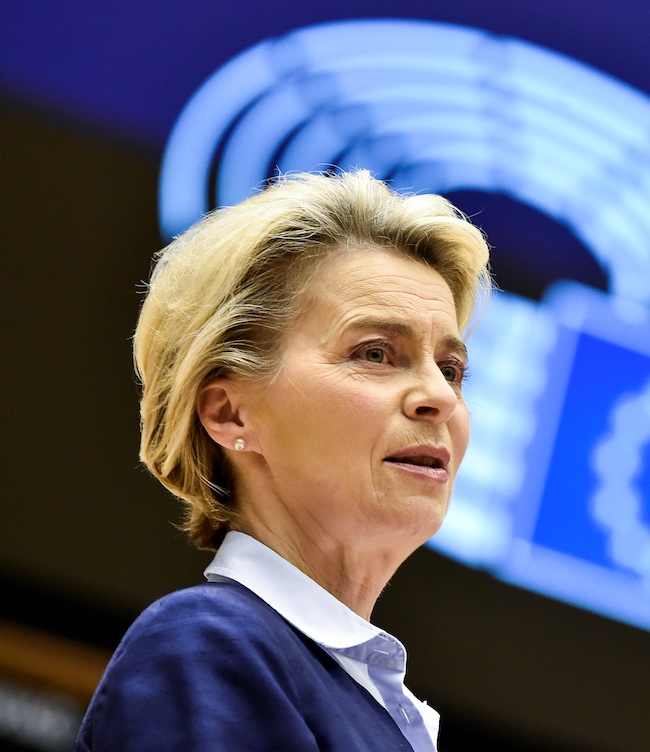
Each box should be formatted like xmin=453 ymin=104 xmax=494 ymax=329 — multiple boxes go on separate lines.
xmin=75 ymin=577 xmax=414 ymax=751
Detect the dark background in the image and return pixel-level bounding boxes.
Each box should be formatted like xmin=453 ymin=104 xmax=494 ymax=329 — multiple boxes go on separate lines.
xmin=1 ymin=2 xmax=649 ymax=750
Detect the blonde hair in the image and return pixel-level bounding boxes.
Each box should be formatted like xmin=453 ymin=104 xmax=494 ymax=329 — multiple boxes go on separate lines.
xmin=134 ymin=170 xmax=490 ymax=549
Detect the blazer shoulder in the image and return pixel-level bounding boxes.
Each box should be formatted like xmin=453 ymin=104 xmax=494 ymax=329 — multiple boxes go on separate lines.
xmin=76 ymin=581 xmax=322 ymax=752
xmin=117 ymin=579 xmax=286 ymax=656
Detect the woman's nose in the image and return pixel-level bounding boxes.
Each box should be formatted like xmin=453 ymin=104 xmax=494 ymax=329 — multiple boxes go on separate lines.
xmin=402 ymin=365 xmax=459 ymax=424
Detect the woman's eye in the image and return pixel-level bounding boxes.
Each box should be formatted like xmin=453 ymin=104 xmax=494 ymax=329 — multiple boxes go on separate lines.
xmin=352 ymin=341 xmax=396 ymax=366
xmin=439 ymin=362 xmax=465 ymax=383
xmin=364 ymin=347 xmax=386 ymax=364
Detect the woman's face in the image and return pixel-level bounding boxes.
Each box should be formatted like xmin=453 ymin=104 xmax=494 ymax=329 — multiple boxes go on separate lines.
xmin=236 ymin=247 xmax=471 ymax=551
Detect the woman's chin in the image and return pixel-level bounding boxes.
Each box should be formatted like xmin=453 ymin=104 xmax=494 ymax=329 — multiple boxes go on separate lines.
xmin=372 ymin=495 xmax=449 ymax=547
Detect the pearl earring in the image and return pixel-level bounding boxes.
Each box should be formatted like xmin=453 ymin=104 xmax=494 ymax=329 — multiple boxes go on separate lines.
xmin=233 ymin=438 xmax=246 ymax=452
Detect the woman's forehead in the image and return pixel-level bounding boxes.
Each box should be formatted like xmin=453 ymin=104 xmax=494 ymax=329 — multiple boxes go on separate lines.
xmin=299 ymin=248 xmax=460 ymax=340
xmin=316 ymin=248 xmax=454 ymax=307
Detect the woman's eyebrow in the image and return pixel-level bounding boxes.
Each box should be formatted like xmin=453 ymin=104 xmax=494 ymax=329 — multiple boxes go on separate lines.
xmin=441 ymin=334 xmax=468 ymax=362
xmin=346 ymin=316 xmax=414 ymax=338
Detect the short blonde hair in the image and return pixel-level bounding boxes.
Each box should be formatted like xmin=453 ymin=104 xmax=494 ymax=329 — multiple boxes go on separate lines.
xmin=134 ymin=170 xmax=490 ymax=549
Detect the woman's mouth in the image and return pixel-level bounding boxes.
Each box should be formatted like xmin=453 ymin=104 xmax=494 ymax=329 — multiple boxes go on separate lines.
xmin=384 ymin=445 xmax=450 ymax=483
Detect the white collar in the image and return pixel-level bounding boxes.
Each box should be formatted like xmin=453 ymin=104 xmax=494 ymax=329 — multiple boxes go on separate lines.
xmin=204 ymin=531 xmax=405 ymax=662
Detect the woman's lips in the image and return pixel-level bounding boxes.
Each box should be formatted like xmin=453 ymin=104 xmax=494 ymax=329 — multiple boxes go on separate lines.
xmin=384 ymin=460 xmax=449 ymax=483
xmin=384 ymin=445 xmax=451 ymax=483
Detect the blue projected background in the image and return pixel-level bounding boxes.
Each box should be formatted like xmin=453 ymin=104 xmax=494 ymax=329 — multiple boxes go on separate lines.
xmin=496 ymin=283 xmax=650 ymax=626
xmin=533 ymin=334 xmax=647 ymax=565
xmin=158 ymin=19 xmax=650 ymax=630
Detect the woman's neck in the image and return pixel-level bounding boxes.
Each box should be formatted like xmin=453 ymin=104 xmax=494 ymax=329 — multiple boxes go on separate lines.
xmin=234 ymin=513 xmax=417 ymax=620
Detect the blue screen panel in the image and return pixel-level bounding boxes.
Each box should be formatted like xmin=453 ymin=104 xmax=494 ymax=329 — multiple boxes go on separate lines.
xmin=499 ymin=283 xmax=650 ymax=628
xmin=532 ymin=333 xmax=649 ymax=567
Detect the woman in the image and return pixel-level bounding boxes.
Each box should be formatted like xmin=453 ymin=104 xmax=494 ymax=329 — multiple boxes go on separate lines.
xmin=75 ymin=170 xmax=490 ymax=751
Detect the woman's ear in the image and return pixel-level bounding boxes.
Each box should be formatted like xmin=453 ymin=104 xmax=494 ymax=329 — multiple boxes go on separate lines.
xmin=197 ymin=378 xmax=248 ymax=450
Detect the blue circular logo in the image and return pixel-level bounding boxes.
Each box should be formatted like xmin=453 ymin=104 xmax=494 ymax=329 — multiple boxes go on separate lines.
xmin=160 ymin=18 xmax=650 ymax=306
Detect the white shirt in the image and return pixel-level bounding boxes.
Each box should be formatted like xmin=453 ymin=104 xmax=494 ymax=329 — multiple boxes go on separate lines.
xmin=204 ymin=531 xmax=440 ymax=752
